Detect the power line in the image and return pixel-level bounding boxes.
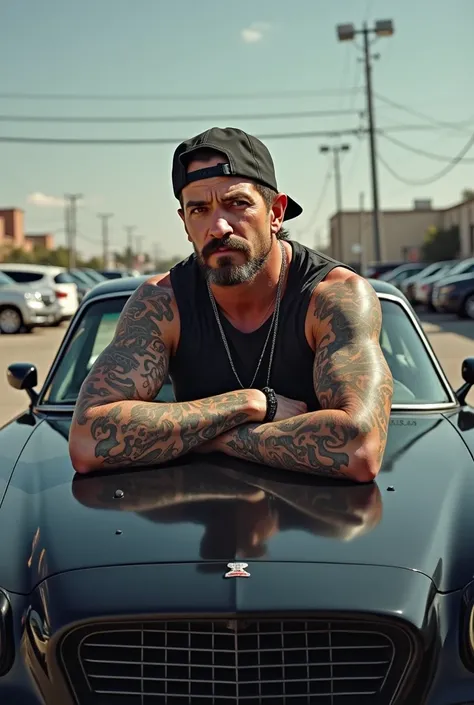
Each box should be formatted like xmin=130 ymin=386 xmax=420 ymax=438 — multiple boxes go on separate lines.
xmin=0 ymin=108 xmax=362 ymax=123
xmin=380 ymin=131 xmax=474 ymax=163
xmin=0 ymin=88 xmax=362 ymax=102
xmin=2 ymin=124 xmax=472 ymax=146
xmin=378 ymin=130 xmax=474 ymax=185
xmin=0 ymin=129 xmax=366 ymax=145
xmin=375 ymin=92 xmax=474 ymax=134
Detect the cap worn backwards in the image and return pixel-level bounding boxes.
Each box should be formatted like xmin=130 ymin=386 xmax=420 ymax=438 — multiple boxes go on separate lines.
xmin=172 ymin=126 xmax=303 ymax=222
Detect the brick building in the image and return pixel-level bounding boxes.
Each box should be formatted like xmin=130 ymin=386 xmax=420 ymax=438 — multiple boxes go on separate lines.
xmin=0 ymin=208 xmax=55 ymax=260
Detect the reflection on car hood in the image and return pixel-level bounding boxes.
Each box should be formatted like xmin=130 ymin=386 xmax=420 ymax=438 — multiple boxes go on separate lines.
xmin=1 ymin=413 xmax=474 ymax=594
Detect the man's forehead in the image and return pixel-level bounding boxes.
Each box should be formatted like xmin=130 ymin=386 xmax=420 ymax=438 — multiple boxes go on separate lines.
xmin=182 ymin=175 xmax=256 ymax=201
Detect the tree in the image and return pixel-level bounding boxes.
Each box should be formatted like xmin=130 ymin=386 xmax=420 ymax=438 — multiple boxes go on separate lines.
xmin=421 ymin=225 xmax=460 ymax=261
xmin=462 ymin=189 xmax=474 ymax=202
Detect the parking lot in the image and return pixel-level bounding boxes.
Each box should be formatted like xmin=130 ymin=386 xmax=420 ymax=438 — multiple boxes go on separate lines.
xmin=0 ymin=311 xmax=473 ymax=428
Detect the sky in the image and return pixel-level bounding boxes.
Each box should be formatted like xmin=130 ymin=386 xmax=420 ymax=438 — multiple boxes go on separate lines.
xmin=2 ymin=0 xmax=473 ymax=261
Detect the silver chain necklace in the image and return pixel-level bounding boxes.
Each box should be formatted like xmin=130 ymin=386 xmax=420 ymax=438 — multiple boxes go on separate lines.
xmin=206 ymin=240 xmax=287 ymax=389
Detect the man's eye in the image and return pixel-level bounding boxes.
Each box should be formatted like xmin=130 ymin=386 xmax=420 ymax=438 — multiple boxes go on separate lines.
xmin=190 ymin=207 xmax=206 ymax=214
xmin=232 ymin=200 xmax=248 ymax=207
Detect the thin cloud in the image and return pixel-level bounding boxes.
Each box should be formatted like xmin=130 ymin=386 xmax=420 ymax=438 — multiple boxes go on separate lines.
xmin=241 ymin=22 xmax=271 ymax=44
xmin=27 ymin=192 xmax=65 ymax=208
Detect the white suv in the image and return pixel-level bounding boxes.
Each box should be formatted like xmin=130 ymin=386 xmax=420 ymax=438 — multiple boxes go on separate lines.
xmin=0 ymin=264 xmax=79 ymax=321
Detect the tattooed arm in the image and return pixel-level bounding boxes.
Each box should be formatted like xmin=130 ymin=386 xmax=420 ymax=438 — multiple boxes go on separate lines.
xmin=69 ymin=275 xmax=267 ymax=474
xmin=202 ymin=270 xmax=393 ymax=482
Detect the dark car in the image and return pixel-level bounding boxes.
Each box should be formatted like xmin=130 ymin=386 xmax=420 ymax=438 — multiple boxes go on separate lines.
xmin=379 ymin=262 xmax=428 ymax=288
xmin=432 ymin=270 xmax=474 ymax=318
xmin=400 ymin=260 xmax=457 ymax=305
xmin=419 ymin=258 xmax=474 ymax=310
xmin=363 ymin=261 xmax=406 ymax=279
xmin=3 ymin=276 xmax=474 ymax=704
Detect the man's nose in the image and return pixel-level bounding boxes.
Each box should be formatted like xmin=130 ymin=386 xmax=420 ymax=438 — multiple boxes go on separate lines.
xmin=209 ymin=216 xmax=232 ymax=239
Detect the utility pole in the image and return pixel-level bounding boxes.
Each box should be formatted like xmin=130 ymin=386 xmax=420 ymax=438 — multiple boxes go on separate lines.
xmin=98 ymin=213 xmax=113 ymax=269
xmin=337 ymin=19 xmax=394 ymax=263
xmin=362 ymin=24 xmax=382 ymax=263
xmin=358 ymin=191 xmax=365 ymax=273
xmin=64 ymin=198 xmax=71 ymax=268
xmin=320 ymin=144 xmax=350 ymax=261
xmin=64 ymin=194 xmax=82 ymax=269
xmin=125 ymin=226 xmax=135 ymax=270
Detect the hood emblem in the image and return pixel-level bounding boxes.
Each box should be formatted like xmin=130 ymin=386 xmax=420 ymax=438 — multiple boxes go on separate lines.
xmin=224 ymin=562 xmax=250 ymax=579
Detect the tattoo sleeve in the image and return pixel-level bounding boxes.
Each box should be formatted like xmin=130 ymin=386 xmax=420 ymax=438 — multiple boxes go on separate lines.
xmin=217 ymin=277 xmax=393 ymax=480
xmin=70 ymin=282 xmax=258 ymax=472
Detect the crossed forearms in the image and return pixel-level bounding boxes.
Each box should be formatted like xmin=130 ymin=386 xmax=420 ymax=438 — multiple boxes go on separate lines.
xmin=70 ymin=393 xmax=381 ymax=483
xmin=206 ymin=411 xmax=382 ymax=482
xmin=69 ymin=389 xmax=266 ymax=474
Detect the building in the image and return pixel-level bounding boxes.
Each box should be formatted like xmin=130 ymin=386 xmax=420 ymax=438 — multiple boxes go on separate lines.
xmin=329 ymin=196 xmax=474 ymax=269
xmin=0 ymin=208 xmax=25 ymax=252
xmin=0 ymin=208 xmax=55 ymax=260
xmin=24 ymin=233 xmax=55 ymax=252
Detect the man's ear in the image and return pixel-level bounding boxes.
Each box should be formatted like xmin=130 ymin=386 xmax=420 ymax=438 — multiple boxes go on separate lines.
xmin=270 ymin=193 xmax=288 ymax=236
xmin=178 ymin=209 xmax=192 ymax=242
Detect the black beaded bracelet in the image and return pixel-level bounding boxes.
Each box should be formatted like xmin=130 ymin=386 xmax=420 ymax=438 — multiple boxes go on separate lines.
xmin=262 ymin=387 xmax=278 ymax=423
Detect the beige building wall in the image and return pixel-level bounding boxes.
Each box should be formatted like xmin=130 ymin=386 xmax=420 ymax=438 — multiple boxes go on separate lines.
xmin=442 ymin=200 xmax=474 ymax=258
xmin=330 ymin=208 xmax=442 ymax=268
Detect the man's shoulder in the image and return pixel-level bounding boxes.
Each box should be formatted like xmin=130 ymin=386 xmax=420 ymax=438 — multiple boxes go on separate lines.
xmin=311 ymin=267 xmax=379 ymax=315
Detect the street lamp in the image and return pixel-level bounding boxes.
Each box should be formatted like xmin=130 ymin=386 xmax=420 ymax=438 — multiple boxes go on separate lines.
xmin=336 ymin=19 xmax=395 ymax=263
xmin=320 ymin=144 xmax=351 ymax=261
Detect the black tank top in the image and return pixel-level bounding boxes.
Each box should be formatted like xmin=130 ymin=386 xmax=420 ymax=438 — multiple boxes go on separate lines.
xmin=169 ymin=241 xmax=353 ymax=412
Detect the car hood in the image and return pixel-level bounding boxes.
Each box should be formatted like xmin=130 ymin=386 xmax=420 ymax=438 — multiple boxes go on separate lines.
xmin=1 ymin=413 xmax=474 ymax=594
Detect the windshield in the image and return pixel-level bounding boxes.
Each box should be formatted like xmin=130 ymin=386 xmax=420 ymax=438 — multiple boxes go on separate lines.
xmin=54 ymin=272 xmax=78 ymax=285
xmin=42 ymin=294 xmax=451 ymax=408
xmin=448 ymin=259 xmax=474 ymax=276
xmin=84 ymin=269 xmax=106 ymax=283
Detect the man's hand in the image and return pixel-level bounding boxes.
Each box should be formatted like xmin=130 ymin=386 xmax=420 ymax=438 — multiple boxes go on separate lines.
xmin=194 ymin=394 xmax=307 ymax=454
xmin=273 ymin=394 xmax=307 ymax=422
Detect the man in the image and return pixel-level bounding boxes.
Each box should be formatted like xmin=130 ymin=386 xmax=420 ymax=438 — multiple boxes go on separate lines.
xmin=69 ymin=126 xmax=393 ymax=481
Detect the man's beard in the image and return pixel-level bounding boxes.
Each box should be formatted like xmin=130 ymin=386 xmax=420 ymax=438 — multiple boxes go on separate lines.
xmin=195 ymin=234 xmax=271 ymax=287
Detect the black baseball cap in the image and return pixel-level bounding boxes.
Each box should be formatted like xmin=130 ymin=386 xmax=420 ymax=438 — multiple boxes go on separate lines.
xmin=172 ymin=126 xmax=303 ymax=221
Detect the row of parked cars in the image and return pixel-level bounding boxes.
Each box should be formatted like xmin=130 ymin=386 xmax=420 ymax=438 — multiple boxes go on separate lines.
xmin=365 ymin=258 xmax=474 ymax=318
xmin=0 ymin=264 xmax=138 ymax=334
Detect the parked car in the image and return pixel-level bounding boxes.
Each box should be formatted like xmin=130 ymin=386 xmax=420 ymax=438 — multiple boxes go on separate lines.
xmin=379 ymin=262 xmax=428 ymax=287
xmin=363 ymin=260 xmax=406 ymax=279
xmin=66 ymin=269 xmax=95 ymax=302
xmin=0 ymin=270 xmax=61 ymax=333
xmin=424 ymin=258 xmax=474 ymax=310
xmin=400 ymin=260 xmax=457 ymax=305
xmin=0 ymin=264 xmax=79 ymax=323
xmin=432 ymin=271 xmax=474 ymax=318
xmin=78 ymin=268 xmax=106 ymax=285
xmin=2 ymin=276 xmax=474 ymax=702
xmin=98 ymin=269 xmax=132 ymax=280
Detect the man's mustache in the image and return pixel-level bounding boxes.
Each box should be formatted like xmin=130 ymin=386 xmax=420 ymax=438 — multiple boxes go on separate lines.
xmin=202 ymin=236 xmax=250 ymax=259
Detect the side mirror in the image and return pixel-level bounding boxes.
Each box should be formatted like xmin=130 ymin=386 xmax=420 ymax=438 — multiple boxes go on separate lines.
xmin=456 ymin=357 xmax=474 ymax=406
xmin=7 ymin=363 xmax=39 ymax=406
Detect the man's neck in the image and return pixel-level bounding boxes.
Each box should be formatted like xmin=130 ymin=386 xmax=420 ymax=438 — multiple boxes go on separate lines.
xmin=209 ymin=240 xmax=291 ymax=332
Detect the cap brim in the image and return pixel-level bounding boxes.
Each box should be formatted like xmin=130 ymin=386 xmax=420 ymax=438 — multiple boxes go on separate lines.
xmin=284 ymin=196 xmax=303 ymax=221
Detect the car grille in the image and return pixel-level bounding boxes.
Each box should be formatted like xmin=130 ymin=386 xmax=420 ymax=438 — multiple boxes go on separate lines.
xmin=60 ymin=617 xmax=416 ymax=704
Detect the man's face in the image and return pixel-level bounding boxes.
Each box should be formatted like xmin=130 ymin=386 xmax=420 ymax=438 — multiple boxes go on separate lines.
xmin=178 ymin=155 xmax=286 ymax=286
